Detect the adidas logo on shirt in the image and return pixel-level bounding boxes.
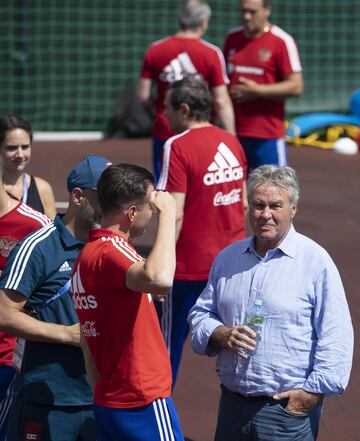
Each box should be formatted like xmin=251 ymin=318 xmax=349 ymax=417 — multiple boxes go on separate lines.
xmin=203 ymin=142 xmax=244 ymax=186
xmin=72 ymin=264 xmax=98 ymax=310
xmin=159 ymin=52 xmax=202 ymax=83
xmin=59 ymin=261 xmax=72 ymax=272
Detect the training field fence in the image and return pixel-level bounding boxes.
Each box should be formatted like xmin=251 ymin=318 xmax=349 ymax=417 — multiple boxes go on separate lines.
xmin=1 ymin=1 xmax=359 ymax=131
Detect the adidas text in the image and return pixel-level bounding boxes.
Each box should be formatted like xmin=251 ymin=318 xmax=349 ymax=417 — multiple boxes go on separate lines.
xmin=203 ymin=167 xmax=244 ymax=186
xmin=73 ymin=294 xmax=98 ymax=310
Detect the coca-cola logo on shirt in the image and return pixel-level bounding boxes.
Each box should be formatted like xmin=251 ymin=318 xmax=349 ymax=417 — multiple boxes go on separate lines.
xmin=214 ymin=189 xmax=242 ymax=206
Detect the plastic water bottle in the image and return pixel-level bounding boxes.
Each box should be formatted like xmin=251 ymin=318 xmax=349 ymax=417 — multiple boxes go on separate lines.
xmin=241 ymin=298 xmax=264 ymax=357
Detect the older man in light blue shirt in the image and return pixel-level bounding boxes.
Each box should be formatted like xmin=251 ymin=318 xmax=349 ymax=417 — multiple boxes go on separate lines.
xmin=188 ymin=165 xmax=353 ymax=441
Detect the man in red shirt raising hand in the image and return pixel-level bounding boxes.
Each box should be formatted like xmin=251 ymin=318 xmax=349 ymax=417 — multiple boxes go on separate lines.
xmin=72 ymin=163 xmax=184 ymax=441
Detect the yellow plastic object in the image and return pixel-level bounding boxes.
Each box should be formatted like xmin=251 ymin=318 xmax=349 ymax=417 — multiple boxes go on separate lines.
xmin=285 ymin=124 xmax=360 ymax=149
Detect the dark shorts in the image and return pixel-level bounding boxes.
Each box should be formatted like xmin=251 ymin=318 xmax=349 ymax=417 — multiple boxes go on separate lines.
xmin=7 ymin=398 xmax=95 ymax=441
xmin=239 ymin=137 xmax=287 ymax=172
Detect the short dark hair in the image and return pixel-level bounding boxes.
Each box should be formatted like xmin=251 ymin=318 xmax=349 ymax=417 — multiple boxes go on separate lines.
xmin=0 ymin=116 xmax=33 ymax=146
xmin=169 ymin=76 xmax=212 ymax=122
xmin=97 ymin=163 xmax=154 ymax=215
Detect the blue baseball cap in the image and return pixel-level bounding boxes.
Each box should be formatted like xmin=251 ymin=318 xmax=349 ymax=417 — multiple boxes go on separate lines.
xmin=67 ymin=154 xmax=112 ymax=192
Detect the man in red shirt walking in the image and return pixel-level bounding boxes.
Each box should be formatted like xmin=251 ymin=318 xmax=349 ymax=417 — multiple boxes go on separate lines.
xmin=72 ymin=163 xmax=184 ymax=440
xmin=137 ymin=0 xmax=235 ymax=183
xmin=157 ymin=76 xmax=248 ymax=385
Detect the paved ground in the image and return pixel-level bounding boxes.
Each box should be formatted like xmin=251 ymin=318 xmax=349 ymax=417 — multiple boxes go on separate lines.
xmin=29 ymin=138 xmax=359 ymax=441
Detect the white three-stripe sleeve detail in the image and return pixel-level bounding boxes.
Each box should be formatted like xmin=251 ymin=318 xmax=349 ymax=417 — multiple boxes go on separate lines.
xmin=153 ymin=400 xmax=165 ymax=441
xmin=17 ymin=203 xmax=51 ymax=225
xmin=110 ymin=239 xmax=140 ymax=263
xmin=161 ymin=399 xmax=175 ymax=441
xmin=157 ymin=131 xmax=190 ymax=190
xmin=200 ymin=39 xmax=230 ymax=84
xmin=5 ymin=225 xmax=56 ymax=291
xmin=114 ymin=237 xmax=143 ymax=261
xmin=271 ymin=25 xmax=302 ymax=72
xmin=16 ymin=207 xmax=49 ymax=227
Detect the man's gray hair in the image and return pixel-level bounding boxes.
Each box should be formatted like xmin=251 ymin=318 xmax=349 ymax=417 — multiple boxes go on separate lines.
xmin=178 ymin=0 xmax=211 ymax=30
xmin=247 ymin=165 xmax=300 ymax=204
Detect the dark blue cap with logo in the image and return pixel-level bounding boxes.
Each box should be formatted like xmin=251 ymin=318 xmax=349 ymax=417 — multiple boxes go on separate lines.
xmin=67 ymin=154 xmax=112 ymax=192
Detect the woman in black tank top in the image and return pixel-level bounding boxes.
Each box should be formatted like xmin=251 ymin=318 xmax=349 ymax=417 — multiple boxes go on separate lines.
xmin=0 ymin=116 xmax=56 ymax=219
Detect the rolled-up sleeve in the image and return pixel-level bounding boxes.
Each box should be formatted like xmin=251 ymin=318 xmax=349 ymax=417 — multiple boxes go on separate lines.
xmin=303 ymin=257 xmax=354 ymax=395
xmin=188 ymin=263 xmax=224 ymax=357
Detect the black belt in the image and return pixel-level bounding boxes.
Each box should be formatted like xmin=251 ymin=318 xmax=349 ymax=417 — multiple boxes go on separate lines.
xmin=237 ymin=393 xmax=275 ymax=401
xmin=222 ymin=385 xmax=276 ymax=402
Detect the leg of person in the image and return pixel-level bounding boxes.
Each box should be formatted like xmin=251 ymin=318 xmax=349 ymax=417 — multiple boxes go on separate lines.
xmin=77 ymin=406 xmax=97 ymax=441
xmin=215 ymin=385 xmax=323 ymax=441
xmin=238 ymin=137 xmax=260 ymax=173
xmin=94 ymin=397 xmax=185 ymax=441
xmin=214 ymin=385 xmax=252 ymax=441
xmin=239 ymin=137 xmax=288 ymax=172
xmin=0 ymin=365 xmax=16 ymax=441
xmin=249 ymin=397 xmax=323 ymax=441
xmin=152 ymin=138 xmax=166 ymax=184
xmin=160 ymin=280 xmax=207 ymax=387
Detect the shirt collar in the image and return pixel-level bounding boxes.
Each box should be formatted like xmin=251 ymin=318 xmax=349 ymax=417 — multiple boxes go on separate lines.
xmin=89 ymin=228 xmax=130 ymax=243
xmin=275 ymin=225 xmax=297 ymax=258
xmin=54 ymin=214 xmax=84 ymax=248
xmin=243 ymin=225 xmax=297 ymax=259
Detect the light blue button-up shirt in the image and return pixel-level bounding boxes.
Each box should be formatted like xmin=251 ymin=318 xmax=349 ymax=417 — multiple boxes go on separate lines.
xmin=188 ymin=226 xmax=353 ymax=396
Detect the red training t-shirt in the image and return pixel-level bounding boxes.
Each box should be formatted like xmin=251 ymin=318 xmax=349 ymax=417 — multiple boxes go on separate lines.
xmin=141 ymin=35 xmax=229 ymax=140
xmin=72 ymin=229 xmax=172 ymax=408
xmin=223 ymin=25 xmax=302 ymax=139
xmin=0 ymin=201 xmax=51 ymax=365
xmin=158 ymin=125 xmax=247 ymax=280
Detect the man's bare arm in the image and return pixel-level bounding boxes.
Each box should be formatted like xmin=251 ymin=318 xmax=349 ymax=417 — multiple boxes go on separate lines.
xmin=136 ymin=78 xmax=152 ymax=106
xmin=212 ymin=85 xmax=236 ymax=135
xmin=0 ymin=288 xmax=80 ymax=346
xmin=170 ymin=192 xmax=186 ymax=242
xmin=126 ymin=191 xmax=176 ymax=296
xmin=230 ymin=72 xmax=303 ymax=103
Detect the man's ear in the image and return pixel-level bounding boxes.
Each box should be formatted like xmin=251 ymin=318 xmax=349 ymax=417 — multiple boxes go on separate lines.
xmin=180 ymin=102 xmax=190 ymax=118
xmin=126 ymin=205 xmax=137 ymax=223
xmin=71 ymin=188 xmax=84 ymax=206
xmin=291 ymin=203 xmax=298 ymax=219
